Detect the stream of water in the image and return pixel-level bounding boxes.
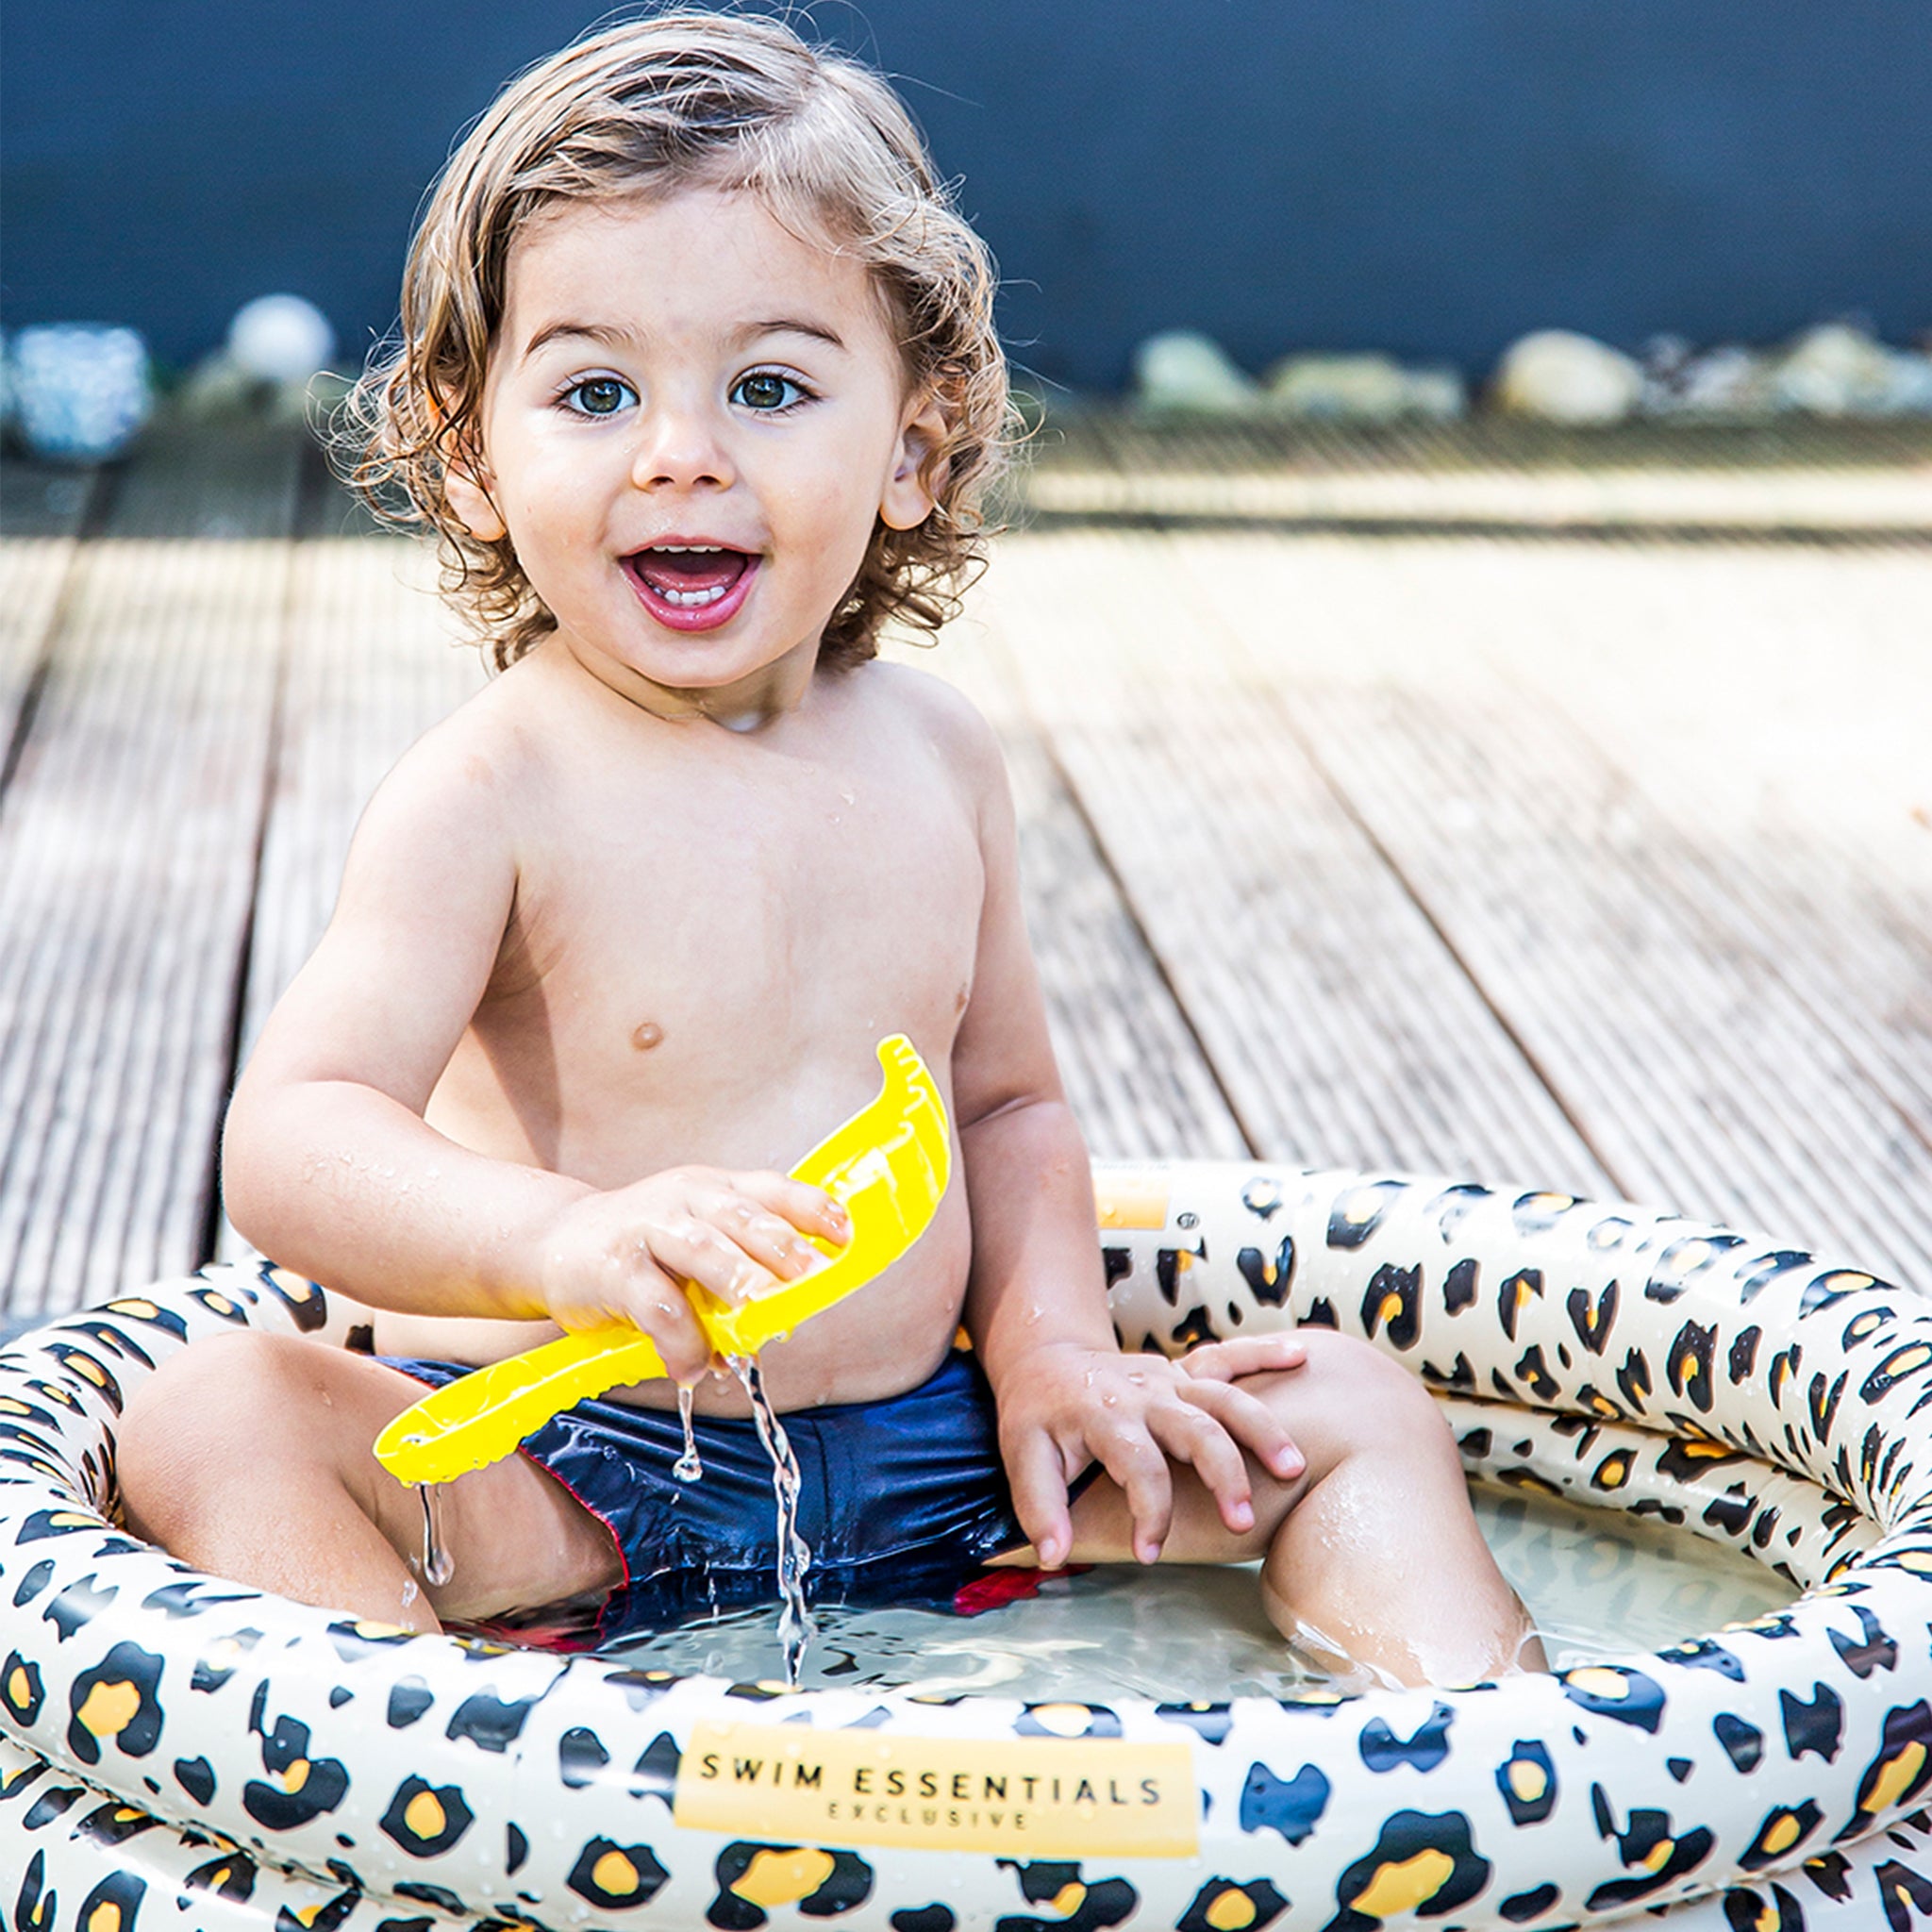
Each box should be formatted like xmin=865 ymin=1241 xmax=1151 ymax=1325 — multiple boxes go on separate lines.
xmin=726 ymin=1354 xmax=816 ymax=1686
xmin=415 ymin=1482 xmax=455 ymax=1589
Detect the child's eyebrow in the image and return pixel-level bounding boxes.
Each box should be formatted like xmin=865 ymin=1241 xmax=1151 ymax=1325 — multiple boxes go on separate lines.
xmin=517 ymin=317 xmax=848 ymax=362
xmin=729 ymin=317 xmax=849 ymax=354
xmin=519 ymin=321 xmax=632 ymax=360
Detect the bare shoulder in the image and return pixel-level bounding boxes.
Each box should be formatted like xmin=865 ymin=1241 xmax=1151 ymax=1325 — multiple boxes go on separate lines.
xmin=239 ymin=658 xmax=558 ymax=1103
xmin=852 ymin=658 xmax=1006 ymax=791
xmin=351 ymin=655 xmax=549 ymax=861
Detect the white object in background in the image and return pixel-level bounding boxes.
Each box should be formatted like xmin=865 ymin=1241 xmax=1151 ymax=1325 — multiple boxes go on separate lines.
xmin=1662 ymin=342 xmax=1777 ymax=417
xmin=11 ymin=323 xmax=154 ymax=460
xmin=1773 ymin=322 xmax=1932 ymax=417
xmin=1132 ymin=329 xmax=1258 ymax=414
xmin=1264 ymin=351 xmax=1468 ymax=423
xmin=226 ymin=292 xmax=336 ymax=387
xmin=1265 ymin=352 xmax=1411 ymax=421
xmin=1491 ymin=327 xmax=1645 ymax=425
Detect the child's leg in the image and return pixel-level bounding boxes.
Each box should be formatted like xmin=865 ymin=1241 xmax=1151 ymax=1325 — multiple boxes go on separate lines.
xmin=117 ymin=1332 xmax=621 ymax=1634
xmin=1054 ymin=1332 xmax=1541 ymax=1689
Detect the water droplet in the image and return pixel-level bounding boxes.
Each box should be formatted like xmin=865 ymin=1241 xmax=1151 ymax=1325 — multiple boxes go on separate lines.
xmin=417 ymin=1483 xmax=455 ymax=1588
xmin=673 ymin=1384 xmax=704 ymax=1483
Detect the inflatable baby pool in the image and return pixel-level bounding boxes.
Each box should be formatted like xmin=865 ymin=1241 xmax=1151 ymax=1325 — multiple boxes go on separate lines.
xmin=2 ymin=1162 xmax=1929 ymax=1929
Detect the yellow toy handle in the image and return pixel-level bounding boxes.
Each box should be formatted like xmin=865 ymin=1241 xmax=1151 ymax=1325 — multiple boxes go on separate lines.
xmin=373 ymin=1035 xmax=950 ymax=1485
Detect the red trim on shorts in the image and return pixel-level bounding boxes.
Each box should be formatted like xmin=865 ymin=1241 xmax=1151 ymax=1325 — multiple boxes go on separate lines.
xmin=952 ymin=1564 xmax=1091 ymax=1617
xmin=516 ymin=1441 xmax=630 ymax=1609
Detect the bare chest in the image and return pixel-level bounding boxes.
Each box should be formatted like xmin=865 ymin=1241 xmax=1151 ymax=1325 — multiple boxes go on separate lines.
xmin=447 ymin=730 xmax=984 ymax=1174
xmin=566 ymin=759 xmax=975 ymax=1005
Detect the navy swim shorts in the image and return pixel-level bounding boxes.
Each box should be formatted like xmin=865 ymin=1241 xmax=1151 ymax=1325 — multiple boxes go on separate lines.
xmin=382 ymin=1349 xmax=1046 ymax=1647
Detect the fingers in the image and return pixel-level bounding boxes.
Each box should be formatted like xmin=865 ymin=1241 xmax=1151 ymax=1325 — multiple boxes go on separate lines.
xmin=1085 ymin=1423 xmax=1176 ymax=1564
xmin=641 ymin=1213 xmax=784 ymax=1307
xmin=1005 ymin=1431 xmax=1075 ymax=1572
xmin=1142 ymin=1398 xmax=1254 ymax=1540
xmin=631 ymin=1170 xmax=849 ymax=1308
xmin=678 ymin=1174 xmax=853 ymax=1300
xmin=540 ymin=1166 xmax=859 ymax=1383
xmin=731 ymin=1172 xmax=852 ymax=1249
xmin=556 ymin=1253 xmax=714 ymax=1384
xmin=999 ymin=1343 xmax=1315 ymax=1570
xmin=1177 ymin=1334 xmax=1307 ymax=1382
xmin=1094 ymin=1353 xmax=1308 ymax=1547
xmin=704 ymin=1195 xmax=826 ymax=1289
xmin=1177 ymin=1373 xmax=1306 ymax=1485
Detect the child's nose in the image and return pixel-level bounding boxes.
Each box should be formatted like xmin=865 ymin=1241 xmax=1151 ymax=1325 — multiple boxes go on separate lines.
xmin=629 ymin=403 xmax=736 ymax=492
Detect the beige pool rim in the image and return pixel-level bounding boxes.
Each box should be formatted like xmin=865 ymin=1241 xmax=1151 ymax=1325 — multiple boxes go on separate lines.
xmin=2 ymin=1160 xmax=1929 ymax=1927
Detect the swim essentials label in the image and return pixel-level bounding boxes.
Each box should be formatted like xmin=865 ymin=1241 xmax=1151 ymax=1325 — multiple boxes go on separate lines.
xmin=674 ymin=1721 xmax=1198 ymax=1855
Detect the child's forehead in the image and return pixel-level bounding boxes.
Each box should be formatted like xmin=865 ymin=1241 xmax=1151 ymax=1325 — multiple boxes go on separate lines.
xmin=501 ymin=187 xmax=891 ymax=340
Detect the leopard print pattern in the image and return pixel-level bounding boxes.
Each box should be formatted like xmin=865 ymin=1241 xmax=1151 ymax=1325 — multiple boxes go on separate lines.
xmin=1 ymin=1162 xmax=1928 ymax=1928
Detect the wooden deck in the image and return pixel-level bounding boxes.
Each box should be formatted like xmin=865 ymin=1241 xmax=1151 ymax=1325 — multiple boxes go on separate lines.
xmin=2 ymin=416 xmax=1928 ymax=1318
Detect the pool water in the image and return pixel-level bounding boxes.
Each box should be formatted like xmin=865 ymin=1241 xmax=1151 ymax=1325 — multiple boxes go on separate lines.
xmin=605 ymin=1479 xmax=1799 ymax=1698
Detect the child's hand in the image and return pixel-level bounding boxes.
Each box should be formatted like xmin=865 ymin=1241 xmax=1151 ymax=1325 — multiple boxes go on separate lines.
xmin=535 ymin=1169 xmax=850 ymax=1383
xmin=997 ymin=1333 xmax=1307 ymax=1569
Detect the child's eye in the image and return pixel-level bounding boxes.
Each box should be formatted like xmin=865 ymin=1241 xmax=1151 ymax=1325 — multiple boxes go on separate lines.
xmin=563 ymin=375 xmax=636 ymax=417
xmin=731 ymin=370 xmax=810 ymax=412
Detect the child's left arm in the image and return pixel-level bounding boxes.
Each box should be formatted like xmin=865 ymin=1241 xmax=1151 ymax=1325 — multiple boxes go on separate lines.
xmin=947 ymin=697 xmax=1306 ymax=1569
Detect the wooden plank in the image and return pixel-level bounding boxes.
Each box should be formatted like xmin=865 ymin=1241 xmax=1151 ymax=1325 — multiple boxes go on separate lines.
xmin=1451 ymin=536 xmax=1932 ymax=1261
xmin=217 ymin=527 xmax=484 ymax=1257
xmin=885 ymin=619 xmax=1248 ymax=1162
xmin=1437 ymin=537 xmax=1932 ymax=927
xmin=1044 ymin=411 xmax=1932 ymax=475
xmin=1026 ymin=415 xmax=1932 ymax=531
xmin=982 ymin=530 xmax=1614 ymax=1192
xmin=0 ymin=424 xmax=301 ymax=1315
xmin=0 ymin=462 xmax=100 ymax=774
xmin=234 ymin=534 xmax=483 ymax=1070
xmin=1024 ymin=457 xmax=1932 ymax=530
xmin=1166 ymin=529 xmax=1932 ymax=1287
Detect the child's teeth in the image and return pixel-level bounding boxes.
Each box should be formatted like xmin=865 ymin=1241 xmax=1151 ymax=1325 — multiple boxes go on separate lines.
xmin=635 ymin=546 xmax=741 ymax=608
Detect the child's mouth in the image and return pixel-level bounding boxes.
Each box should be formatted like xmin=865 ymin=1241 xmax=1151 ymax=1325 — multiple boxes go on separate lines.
xmin=623 ymin=544 xmax=758 ymax=633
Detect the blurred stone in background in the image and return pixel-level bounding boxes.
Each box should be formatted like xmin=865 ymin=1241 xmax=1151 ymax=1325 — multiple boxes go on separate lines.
xmin=181 ymin=293 xmax=339 ymax=422
xmin=1129 ymin=321 xmax=1932 ymax=425
xmin=9 ymin=323 xmax=153 ymax=460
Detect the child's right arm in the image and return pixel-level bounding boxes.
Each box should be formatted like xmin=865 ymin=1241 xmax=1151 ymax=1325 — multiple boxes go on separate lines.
xmin=222 ymin=737 xmax=843 ymax=1383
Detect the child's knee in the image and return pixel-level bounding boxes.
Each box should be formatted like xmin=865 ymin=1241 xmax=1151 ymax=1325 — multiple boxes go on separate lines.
xmin=119 ymin=1331 xmax=333 ymax=1533
xmin=1277 ymin=1330 xmax=1456 ymax=1468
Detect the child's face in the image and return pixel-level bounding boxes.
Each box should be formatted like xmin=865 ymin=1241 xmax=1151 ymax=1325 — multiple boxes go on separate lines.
xmin=447 ymin=187 xmax=941 ymax=719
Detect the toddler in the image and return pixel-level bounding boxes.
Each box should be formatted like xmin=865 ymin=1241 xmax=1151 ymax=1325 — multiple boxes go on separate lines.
xmin=119 ymin=10 xmax=1538 ymax=1688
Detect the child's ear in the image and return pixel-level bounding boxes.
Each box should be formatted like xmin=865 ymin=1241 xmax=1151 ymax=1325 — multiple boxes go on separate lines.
xmin=442 ymin=438 xmax=508 ymax=543
xmin=879 ymin=393 xmax=950 ymax=531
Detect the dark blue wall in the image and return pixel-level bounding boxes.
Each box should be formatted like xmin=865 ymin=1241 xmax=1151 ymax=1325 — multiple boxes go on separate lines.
xmin=5 ymin=2 xmax=1927 ymax=391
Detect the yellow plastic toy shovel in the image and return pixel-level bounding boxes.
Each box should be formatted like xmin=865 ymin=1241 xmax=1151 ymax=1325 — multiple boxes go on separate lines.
xmin=373 ymin=1035 xmax=949 ymax=1487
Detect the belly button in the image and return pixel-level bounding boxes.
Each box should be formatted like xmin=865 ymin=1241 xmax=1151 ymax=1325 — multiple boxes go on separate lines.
xmin=631 ymin=1021 xmax=664 ymax=1052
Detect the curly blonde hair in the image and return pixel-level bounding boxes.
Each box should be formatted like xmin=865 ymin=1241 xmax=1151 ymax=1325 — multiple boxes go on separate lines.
xmin=344 ymin=9 xmax=1011 ymax=672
